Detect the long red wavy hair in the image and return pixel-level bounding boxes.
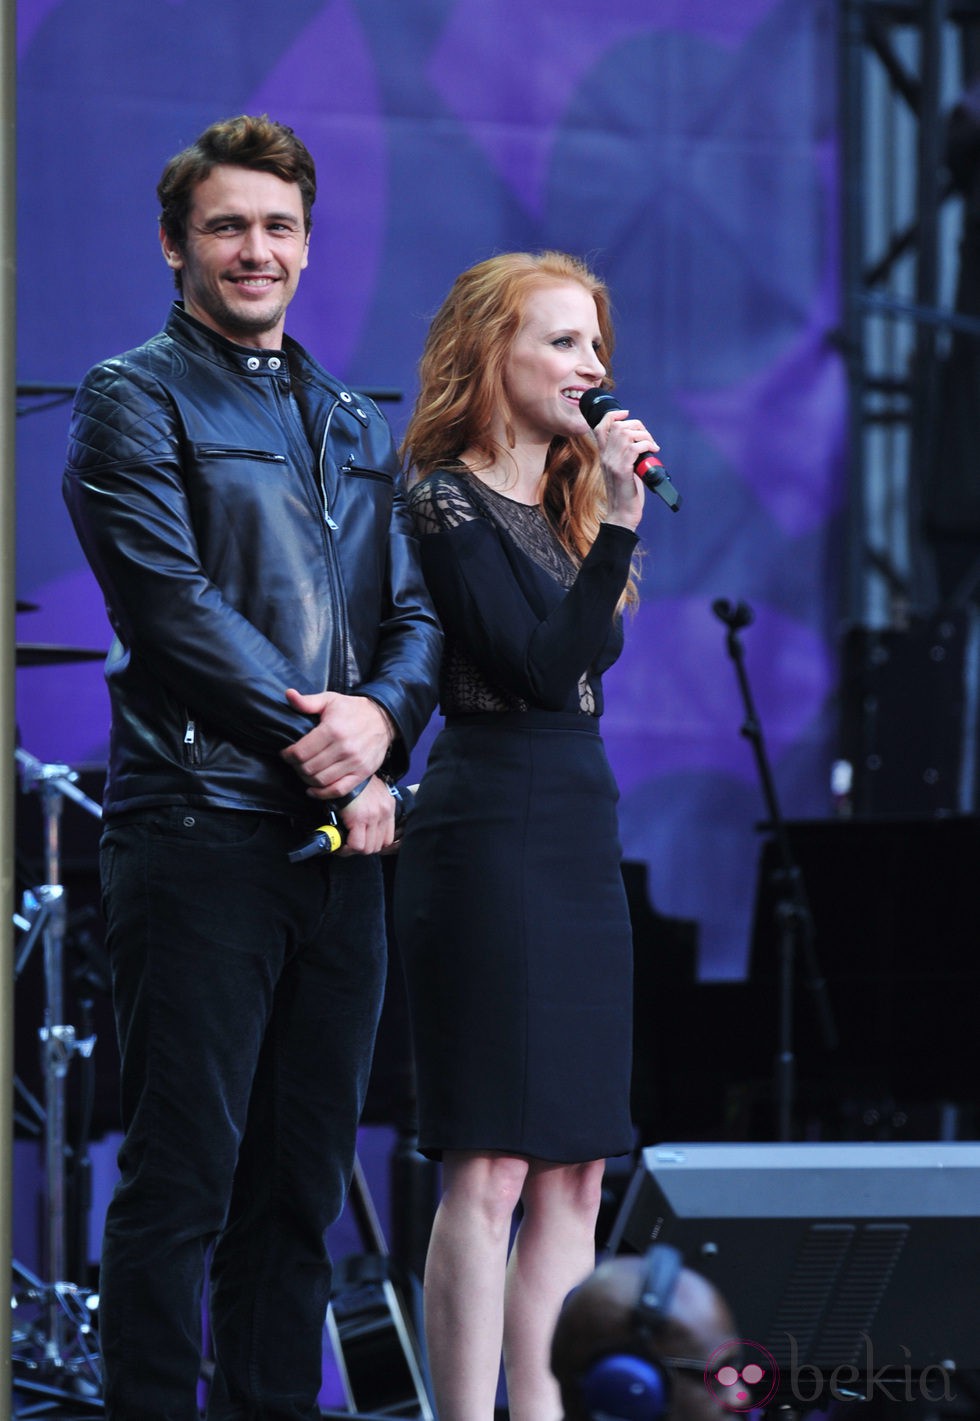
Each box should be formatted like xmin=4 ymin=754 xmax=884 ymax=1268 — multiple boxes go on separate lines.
xmin=400 ymin=251 xmax=640 ymax=606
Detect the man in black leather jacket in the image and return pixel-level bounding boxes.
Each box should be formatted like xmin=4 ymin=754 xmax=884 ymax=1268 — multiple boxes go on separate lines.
xmin=62 ymin=114 xmax=441 ymax=1421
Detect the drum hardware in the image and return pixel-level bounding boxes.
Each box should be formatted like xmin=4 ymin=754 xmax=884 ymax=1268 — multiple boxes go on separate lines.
xmin=326 ymin=1154 xmax=435 ymax=1419
xmin=13 ymin=1072 xmax=44 ymax=1138
xmin=11 ymin=1259 xmax=102 ymax=1414
xmin=15 ymin=381 xmax=79 ymax=419
xmin=11 ymin=747 xmax=104 ymax=1411
xmin=15 ymin=644 xmax=107 ymax=667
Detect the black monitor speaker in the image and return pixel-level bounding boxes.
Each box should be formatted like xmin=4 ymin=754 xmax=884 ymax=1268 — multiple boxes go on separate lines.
xmin=608 ymin=1142 xmax=980 ymax=1403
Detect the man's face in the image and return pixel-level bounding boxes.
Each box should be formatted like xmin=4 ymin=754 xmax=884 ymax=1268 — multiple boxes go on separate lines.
xmin=161 ymin=164 xmax=310 ymax=349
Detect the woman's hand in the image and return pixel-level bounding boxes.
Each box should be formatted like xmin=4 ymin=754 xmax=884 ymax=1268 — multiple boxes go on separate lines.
xmin=592 ymin=407 xmax=656 ymax=531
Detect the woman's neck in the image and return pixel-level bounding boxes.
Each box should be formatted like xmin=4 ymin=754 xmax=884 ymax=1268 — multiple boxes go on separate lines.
xmin=459 ymin=443 xmax=548 ymax=506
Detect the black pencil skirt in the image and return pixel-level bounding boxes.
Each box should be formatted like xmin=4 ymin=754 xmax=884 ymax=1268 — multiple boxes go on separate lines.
xmin=392 ymin=711 xmax=635 ymax=1163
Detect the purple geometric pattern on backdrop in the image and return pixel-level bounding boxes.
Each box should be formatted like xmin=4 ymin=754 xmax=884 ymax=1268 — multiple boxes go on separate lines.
xmin=674 ymin=324 xmax=847 ymax=538
xmin=604 ymin=597 xmax=834 ymax=794
xmin=246 ymin=0 xmax=386 ymax=374
xmin=16 ymin=0 xmax=63 ymax=56
xmin=429 ymin=0 xmax=786 ymax=216
xmin=672 ymin=130 xmax=846 ymax=538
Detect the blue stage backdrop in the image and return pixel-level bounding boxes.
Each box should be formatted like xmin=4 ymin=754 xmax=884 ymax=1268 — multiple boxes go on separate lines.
xmin=15 ymin=0 xmax=844 ymax=980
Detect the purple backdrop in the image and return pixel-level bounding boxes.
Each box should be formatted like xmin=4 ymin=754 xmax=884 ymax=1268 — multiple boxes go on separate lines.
xmin=15 ymin=0 xmax=844 ymax=980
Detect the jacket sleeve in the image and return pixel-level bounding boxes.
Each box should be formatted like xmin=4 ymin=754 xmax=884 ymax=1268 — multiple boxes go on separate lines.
xmin=347 ymin=468 xmax=443 ymax=775
xmin=413 ymin=477 xmax=637 ymax=710
xmin=63 ymin=357 xmax=338 ymax=753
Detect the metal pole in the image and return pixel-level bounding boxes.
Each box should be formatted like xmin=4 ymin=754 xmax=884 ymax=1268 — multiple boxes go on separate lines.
xmin=909 ymin=0 xmax=947 ymax=608
xmin=1 ymin=0 xmax=18 ymax=1412
xmin=39 ymin=786 xmax=68 ymax=1363
xmin=839 ymin=0 xmax=871 ymax=626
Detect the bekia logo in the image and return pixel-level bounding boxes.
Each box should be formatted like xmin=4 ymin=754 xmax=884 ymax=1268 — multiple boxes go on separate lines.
xmin=705 ymin=1340 xmax=779 ymax=1412
xmin=702 ymin=1335 xmax=955 ymax=1410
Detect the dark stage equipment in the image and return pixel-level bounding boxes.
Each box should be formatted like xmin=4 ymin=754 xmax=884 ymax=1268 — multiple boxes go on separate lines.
xmin=608 ymin=1141 xmax=980 ymax=1407
xmin=839 ymin=609 xmax=980 ymax=817
xmin=750 ymin=815 xmax=980 ymax=1113
xmin=623 ymin=861 xmax=702 ymax=1144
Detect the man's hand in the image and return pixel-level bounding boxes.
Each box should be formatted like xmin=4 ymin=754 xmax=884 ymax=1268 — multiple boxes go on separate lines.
xmin=281 ymin=688 xmax=395 ymax=799
xmin=336 ymin=775 xmax=398 ymax=856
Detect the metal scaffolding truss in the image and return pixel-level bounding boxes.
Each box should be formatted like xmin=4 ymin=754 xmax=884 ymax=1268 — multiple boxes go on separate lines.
xmin=839 ymin=0 xmax=980 ymax=627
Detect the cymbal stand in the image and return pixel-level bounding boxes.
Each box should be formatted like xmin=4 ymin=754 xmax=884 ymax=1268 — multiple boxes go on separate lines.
xmin=12 ymin=746 xmax=102 ymax=1407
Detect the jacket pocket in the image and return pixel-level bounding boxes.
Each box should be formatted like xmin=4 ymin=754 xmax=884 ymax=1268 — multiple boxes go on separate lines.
xmin=342 ymin=463 xmax=394 ymax=483
xmin=193 ymin=444 xmax=287 ymax=463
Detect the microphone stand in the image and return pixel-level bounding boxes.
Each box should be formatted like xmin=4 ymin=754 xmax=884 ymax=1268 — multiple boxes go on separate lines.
xmin=712 ymin=599 xmax=838 ymax=1142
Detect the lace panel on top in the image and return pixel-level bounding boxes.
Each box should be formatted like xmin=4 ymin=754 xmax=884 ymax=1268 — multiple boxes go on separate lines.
xmin=409 ymin=469 xmax=597 ymax=715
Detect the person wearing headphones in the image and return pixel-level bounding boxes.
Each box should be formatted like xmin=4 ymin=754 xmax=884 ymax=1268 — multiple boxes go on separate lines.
xmin=550 ymin=1246 xmax=744 ymax=1421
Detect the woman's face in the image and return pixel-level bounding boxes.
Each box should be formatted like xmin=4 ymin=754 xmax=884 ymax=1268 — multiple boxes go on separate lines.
xmin=502 ymin=281 xmax=607 ymax=446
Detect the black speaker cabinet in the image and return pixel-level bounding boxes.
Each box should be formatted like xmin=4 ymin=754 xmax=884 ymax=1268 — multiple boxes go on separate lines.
xmin=749 ymin=816 xmax=980 ymax=1105
xmin=609 ymin=1141 xmax=980 ymax=1391
xmin=840 ymin=611 xmax=980 ymax=816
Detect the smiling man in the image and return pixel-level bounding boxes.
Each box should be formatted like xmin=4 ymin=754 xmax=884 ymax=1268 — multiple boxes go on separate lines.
xmin=62 ymin=115 xmax=441 ymax=1421
xmin=160 ymin=162 xmax=310 ymax=344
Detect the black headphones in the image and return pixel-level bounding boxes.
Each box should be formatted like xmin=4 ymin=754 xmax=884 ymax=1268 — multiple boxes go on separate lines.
xmin=577 ymin=1244 xmax=684 ymax=1421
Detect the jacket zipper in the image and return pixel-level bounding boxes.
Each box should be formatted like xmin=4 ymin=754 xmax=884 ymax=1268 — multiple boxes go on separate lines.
xmin=183 ymin=718 xmax=199 ymax=764
xmin=317 ymin=410 xmax=340 ymax=530
xmin=317 ymin=403 xmax=350 ymax=688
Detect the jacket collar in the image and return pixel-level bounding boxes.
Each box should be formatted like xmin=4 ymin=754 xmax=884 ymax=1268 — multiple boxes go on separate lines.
xmin=164 ymin=302 xmax=370 ymax=426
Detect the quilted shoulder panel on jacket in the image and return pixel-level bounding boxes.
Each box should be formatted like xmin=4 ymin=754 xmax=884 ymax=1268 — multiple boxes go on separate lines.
xmin=67 ymin=340 xmax=183 ymax=468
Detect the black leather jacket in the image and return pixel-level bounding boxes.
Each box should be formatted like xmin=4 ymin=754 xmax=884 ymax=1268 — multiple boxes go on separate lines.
xmin=63 ymin=303 xmax=442 ymax=818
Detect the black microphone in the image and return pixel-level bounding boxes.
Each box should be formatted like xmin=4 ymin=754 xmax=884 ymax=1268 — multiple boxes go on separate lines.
xmin=288 ymin=781 xmax=417 ymax=862
xmin=578 ymin=388 xmax=681 ymax=512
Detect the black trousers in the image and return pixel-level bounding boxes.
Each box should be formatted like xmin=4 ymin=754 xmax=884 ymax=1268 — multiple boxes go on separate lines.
xmin=97 ymin=806 xmax=386 ymax=1421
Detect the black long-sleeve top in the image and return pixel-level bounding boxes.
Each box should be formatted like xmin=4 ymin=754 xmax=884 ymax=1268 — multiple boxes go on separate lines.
xmin=407 ymin=466 xmax=638 ymax=718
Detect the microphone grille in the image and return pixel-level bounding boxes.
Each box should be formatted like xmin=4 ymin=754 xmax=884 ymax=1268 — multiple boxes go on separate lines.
xmin=578 ymin=387 xmax=619 ymax=429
